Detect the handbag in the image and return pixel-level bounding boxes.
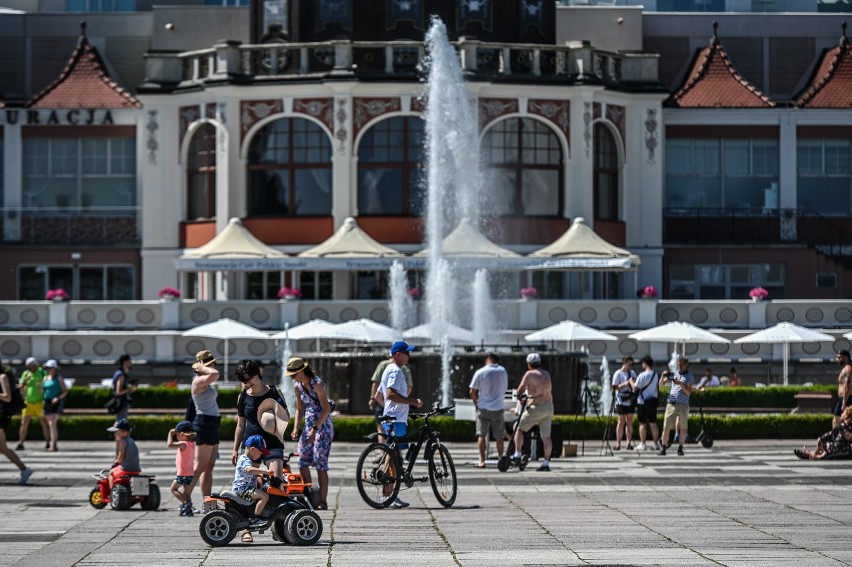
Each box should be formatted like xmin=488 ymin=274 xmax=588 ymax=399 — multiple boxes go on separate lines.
xmin=104 ymin=396 xmax=120 ymax=414
xmin=617 ymin=388 xmax=635 ymax=402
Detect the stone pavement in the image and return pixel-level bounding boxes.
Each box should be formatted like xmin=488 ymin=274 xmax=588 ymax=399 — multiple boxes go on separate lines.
xmin=1 ymin=438 xmax=851 ymax=567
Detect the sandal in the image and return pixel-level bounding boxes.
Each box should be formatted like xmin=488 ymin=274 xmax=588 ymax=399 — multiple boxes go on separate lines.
xmin=316 ymin=501 xmax=328 ymax=510
xmin=793 ymin=448 xmax=808 ymax=460
xmin=473 ymin=463 xmax=486 ymax=469
xmin=241 ymin=531 xmax=254 ymax=543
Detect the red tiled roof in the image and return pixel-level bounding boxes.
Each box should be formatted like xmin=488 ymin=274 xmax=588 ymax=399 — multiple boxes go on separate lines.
xmin=796 ymin=37 xmax=852 ymax=108
xmin=28 ymin=34 xmax=141 ymax=109
xmin=670 ymin=36 xmax=775 ymax=108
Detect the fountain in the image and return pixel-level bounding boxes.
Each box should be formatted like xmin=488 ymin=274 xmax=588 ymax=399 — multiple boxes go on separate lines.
xmin=600 ymin=356 xmax=612 ymax=417
xmin=421 ymin=17 xmax=485 ymax=404
xmin=472 ymin=268 xmax=493 ymax=346
xmin=388 ymin=261 xmax=413 ymax=333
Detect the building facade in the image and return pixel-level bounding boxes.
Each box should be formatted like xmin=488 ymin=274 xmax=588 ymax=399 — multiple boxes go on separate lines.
xmin=0 ymin=1 xmax=850 ymax=303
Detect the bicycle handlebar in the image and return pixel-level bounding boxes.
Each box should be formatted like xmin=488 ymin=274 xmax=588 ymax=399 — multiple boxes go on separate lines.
xmin=409 ymin=404 xmax=455 ymax=420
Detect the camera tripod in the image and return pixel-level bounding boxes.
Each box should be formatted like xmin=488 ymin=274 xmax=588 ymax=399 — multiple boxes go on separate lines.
xmin=599 ymin=391 xmax=616 ymax=456
xmin=567 ymin=379 xmax=605 ymax=456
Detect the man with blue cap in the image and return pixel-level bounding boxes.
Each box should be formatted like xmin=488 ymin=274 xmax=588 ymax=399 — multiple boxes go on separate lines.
xmin=378 ymin=340 xmax=423 ymax=508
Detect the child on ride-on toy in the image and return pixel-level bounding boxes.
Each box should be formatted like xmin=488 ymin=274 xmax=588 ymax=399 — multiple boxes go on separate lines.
xmin=107 ymin=418 xmax=140 ymax=489
xmin=233 ymin=435 xmax=271 ymax=528
xmin=167 ymin=420 xmax=197 ymax=516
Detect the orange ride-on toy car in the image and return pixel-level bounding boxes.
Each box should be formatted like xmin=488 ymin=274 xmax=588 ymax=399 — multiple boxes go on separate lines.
xmin=200 ymin=453 xmax=321 ymax=546
xmin=89 ymin=469 xmax=161 ymax=511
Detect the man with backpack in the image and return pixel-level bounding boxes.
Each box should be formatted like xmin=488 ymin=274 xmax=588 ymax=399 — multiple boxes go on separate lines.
xmin=0 ymin=363 xmax=33 ymax=484
xmin=634 ymin=355 xmax=661 ymax=451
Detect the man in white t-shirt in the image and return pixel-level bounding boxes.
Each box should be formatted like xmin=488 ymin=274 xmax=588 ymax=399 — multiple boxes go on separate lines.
xmin=379 ymin=340 xmax=422 ymax=507
xmin=469 ymin=353 xmax=509 ymax=468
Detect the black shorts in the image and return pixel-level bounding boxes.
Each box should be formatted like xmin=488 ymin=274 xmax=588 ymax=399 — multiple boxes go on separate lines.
xmin=193 ymin=415 xmax=221 ymax=446
xmin=0 ymin=412 xmax=10 ymax=431
xmin=636 ymin=398 xmax=659 ymax=424
xmin=834 ymin=397 xmax=852 ymax=417
xmin=373 ymin=403 xmax=385 ymax=422
xmin=615 ymin=403 xmax=635 ymax=416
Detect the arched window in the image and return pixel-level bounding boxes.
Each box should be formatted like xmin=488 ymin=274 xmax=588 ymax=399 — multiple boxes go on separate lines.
xmin=594 ymin=123 xmax=619 ymax=221
xmin=247 ymin=118 xmax=332 ymax=216
xmin=357 ymin=116 xmax=425 ymax=216
xmin=187 ymin=123 xmax=217 ymax=220
xmin=482 ymin=117 xmax=562 ymax=216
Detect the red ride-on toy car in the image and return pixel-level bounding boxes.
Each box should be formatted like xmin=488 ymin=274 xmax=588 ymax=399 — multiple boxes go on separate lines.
xmin=89 ymin=469 xmax=161 ymax=511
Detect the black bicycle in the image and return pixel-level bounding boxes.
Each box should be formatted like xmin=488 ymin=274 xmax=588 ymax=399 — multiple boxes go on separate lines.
xmin=356 ymin=403 xmax=457 ymax=509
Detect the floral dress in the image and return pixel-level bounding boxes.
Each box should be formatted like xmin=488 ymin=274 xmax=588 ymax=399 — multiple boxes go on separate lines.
xmin=295 ymin=377 xmax=334 ymax=471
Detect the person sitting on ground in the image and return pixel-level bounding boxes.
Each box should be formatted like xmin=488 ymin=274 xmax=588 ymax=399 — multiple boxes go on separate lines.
xmin=795 ymin=407 xmax=852 ymax=460
xmin=107 ymin=418 xmax=140 ymax=489
xmin=232 ymin=434 xmax=271 ymax=528
xmin=697 ymin=368 xmax=720 ymax=390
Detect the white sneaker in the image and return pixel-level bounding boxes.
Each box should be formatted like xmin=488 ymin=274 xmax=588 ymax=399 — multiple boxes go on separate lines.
xmin=635 ymin=443 xmax=647 ymax=451
xmin=391 ymin=497 xmax=409 ymax=508
xmin=18 ymin=467 xmax=33 ymax=485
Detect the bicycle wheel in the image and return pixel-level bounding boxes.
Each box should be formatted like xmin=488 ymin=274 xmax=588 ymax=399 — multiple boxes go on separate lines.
xmin=356 ymin=443 xmax=401 ymax=509
xmin=427 ymin=442 xmax=457 ymax=507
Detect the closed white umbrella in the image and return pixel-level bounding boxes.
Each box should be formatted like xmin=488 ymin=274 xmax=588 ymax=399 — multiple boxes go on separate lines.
xmin=525 ymin=320 xmax=617 ymax=351
xmin=183 ymin=318 xmax=270 ymax=381
xmin=736 ymin=322 xmax=834 ymax=385
xmin=629 ymin=321 xmax=729 ymax=357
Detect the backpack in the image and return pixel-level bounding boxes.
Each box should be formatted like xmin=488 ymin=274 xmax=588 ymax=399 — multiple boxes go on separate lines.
xmin=1 ymin=374 xmax=25 ymax=417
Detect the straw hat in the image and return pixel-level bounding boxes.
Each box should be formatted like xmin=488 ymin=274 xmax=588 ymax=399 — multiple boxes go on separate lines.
xmin=284 ymin=356 xmax=309 ymax=376
xmin=195 ymin=350 xmax=218 ymax=367
xmin=257 ymin=397 xmax=288 ymax=443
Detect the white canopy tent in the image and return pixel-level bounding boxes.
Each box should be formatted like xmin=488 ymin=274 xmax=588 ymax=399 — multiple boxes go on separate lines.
xmin=736 ymin=322 xmax=834 ymax=385
xmin=298 ymin=217 xmax=403 ymax=259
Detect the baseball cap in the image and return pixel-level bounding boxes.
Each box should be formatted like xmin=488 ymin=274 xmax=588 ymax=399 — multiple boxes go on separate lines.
xmin=44 ymin=359 xmax=58 ymax=368
xmin=526 ymin=352 xmax=541 ymax=365
xmin=390 ymin=341 xmax=415 ymax=355
xmin=107 ymin=418 xmax=131 ymax=432
xmin=245 ymin=434 xmax=271 ymax=456
xmin=175 ymin=420 xmax=194 ymax=433
xmin=25 ymin=357 xmax=38 ymax=367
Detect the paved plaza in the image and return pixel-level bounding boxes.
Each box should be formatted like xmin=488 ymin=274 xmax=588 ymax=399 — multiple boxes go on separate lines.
xmin=1 ymin=438 xmax=851 ymax=567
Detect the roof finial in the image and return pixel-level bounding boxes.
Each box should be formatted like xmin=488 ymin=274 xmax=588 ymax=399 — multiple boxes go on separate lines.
xmin=843 ymin=21 xmax=848 ymax=40
xmin=712 ymin=20 xmax=719 ymax=39
xmin=80 ymin=20 xmax=87 ymax=37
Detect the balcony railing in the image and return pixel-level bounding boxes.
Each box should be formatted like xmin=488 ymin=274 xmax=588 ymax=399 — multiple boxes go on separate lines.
xmin=1 ymin=207 xmax=141 ymax=245
xmin=143 ymin=38 xmax=661 ymax=88
xmin=664 ymin=208 xmax=852 ymax=260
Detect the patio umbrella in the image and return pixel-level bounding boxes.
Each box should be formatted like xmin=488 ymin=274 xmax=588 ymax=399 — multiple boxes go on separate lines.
xmin=525 ymin=319 xmax=617 ymax=351
xmin=270 ymin=319 xmax=339 ymax=351
xmin=403 ymin=322 xmax=477 ymax=344
xmin=182 ymin=318 xmax=270 ymax=381
xmin=629 ymin=321 xmax=730 ymax=357
xmin=736 ymin=322 xmax=834 ymax=385
xmin=327 ymin=319 xmax=398 ymax=343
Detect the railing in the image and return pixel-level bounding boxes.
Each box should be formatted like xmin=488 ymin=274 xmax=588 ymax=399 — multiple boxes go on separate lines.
xmin=145 ymin=38 xmax=660 ymax=87
xmin=663 ymin=208 xmax=852 ymax=262
xmin=0 ymin=206 xmax=141 ymax=244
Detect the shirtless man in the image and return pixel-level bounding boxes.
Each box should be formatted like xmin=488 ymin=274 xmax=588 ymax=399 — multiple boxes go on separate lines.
xmin=833 ymin=350 xmax=852 ymax=427
xmin=511 ymin=353 xmax=554 ymax=472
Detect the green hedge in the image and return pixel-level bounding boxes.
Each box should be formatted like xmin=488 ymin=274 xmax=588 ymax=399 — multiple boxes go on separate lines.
xmin=63 ymin=386 xmax=243 ymax=410
xmin=63 ymin=384 xmax=837 ymax=411
xmin=4 ymin=413 xmax=834 ymax=442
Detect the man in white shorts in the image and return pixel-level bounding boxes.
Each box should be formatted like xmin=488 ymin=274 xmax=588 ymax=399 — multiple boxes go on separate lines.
xmin=512 ymin=353 xmax=554 ymax=472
